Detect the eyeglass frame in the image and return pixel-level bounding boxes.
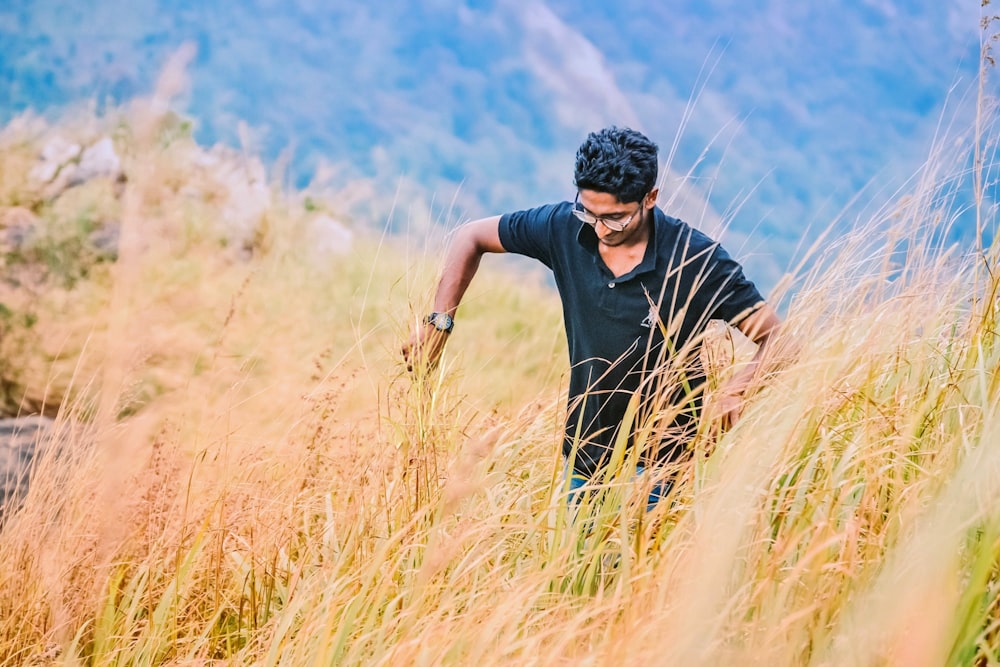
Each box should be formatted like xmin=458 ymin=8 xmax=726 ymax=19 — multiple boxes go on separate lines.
xmin=571 ymin=192 xmax=648 ymax=232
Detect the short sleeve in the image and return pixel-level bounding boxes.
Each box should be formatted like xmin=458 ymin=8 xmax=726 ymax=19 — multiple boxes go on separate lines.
xmin=498 ymin=203 xmax=565 ymax=269
xmin=699 ymin=244 xmax=765 ymax=325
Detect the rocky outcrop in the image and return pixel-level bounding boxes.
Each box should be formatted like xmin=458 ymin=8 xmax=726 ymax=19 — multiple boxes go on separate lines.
xmin=29 ymin=134 xmax=124 ymax=200
xmin=75 ymin=137 xmax=121 ymax=183
xmin=0 ymin=416 xmax=55 ymax=522
xmin=188 ymin=145 xmax=273 ymax=258
xmin=306 ymin=214 xmax=353 ymax=262
xmin=28 ymin=135 xmax=81 ymax=184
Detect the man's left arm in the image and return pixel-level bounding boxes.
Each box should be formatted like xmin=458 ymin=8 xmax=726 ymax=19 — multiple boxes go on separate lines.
xmin=710 ymin=303 xmax=782 ymax=429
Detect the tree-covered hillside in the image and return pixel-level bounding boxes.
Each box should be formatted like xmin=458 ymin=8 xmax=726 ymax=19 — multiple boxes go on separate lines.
xmin=2 ymin=1 xmax=992 ymax=294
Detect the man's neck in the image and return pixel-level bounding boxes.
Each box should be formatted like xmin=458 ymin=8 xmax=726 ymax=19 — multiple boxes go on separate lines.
xmin=598 ymin=210 xmax=653 ymax=277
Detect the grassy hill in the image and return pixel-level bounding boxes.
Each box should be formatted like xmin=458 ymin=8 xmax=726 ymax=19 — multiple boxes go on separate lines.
xmin=1 ymin=73 xmax=1000 ymax=665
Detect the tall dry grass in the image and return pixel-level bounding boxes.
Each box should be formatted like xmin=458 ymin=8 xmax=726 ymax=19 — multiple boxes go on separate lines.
xmin=0 ymin=52 xmax=999 ymax=667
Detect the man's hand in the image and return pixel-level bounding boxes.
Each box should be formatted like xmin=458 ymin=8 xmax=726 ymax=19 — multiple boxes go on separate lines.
xmin=708 ymin=373 xmax=751 ymax=432
xmin=402 ymin=322 xmax=450 ymax=372
xmin=707 ymin=303 xmax=782 ymax=433
xmin=401 ymin=216 xmax=504 ymax=373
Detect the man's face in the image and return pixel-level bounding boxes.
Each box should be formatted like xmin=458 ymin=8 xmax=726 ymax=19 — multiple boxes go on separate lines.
xmin=576 ymin=188 xmax=656 ymax=247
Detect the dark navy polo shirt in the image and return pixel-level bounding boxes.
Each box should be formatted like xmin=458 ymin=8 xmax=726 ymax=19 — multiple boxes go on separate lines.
xmin=498 ymin=201 xmax=764 ymax=476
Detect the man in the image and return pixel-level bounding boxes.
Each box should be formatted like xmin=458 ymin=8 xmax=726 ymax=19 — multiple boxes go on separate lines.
xmin=403 ymin=127 xmax=780 ymax=505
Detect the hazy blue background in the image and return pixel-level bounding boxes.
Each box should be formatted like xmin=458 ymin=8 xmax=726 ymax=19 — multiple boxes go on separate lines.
xmin=0 ymin=0 xmax=993 ymax=289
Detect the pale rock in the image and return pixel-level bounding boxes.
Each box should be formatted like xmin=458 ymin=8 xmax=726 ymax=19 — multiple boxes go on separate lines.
xmin=210 ymin=147 xmax=272 ymax=252
xmin=194 ymin=150 xmax=219 ymax=168
xmin=308 ymin=215 xmax=353 ymax=261
xmin=29 ymin=135 xmax=81 ymax=183
xmin=39 ymin=135 xmax=81 ymax=164
xmin=74 ymin=137 xmax=121 ymax=182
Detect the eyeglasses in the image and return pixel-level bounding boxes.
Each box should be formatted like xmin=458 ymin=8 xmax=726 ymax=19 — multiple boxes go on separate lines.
xmin=571 ymin=193 xmax=644 ymax=232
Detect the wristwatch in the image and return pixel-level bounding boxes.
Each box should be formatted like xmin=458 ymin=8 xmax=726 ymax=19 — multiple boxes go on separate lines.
xmin=424 ymin=312 xmax=454 ymax=334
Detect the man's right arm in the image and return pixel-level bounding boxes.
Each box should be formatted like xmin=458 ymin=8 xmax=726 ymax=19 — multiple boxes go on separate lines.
xmin=402 ymin=215 xmax=506 ymax=369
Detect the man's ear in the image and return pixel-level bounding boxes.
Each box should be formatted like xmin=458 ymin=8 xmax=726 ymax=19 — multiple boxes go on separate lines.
xmin=645 ymin=188 xmax=659 ymax=208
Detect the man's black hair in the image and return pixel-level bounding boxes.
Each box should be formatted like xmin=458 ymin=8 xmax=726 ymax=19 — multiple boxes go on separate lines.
xmin=574 ymin=127 xmax=659 ymax=204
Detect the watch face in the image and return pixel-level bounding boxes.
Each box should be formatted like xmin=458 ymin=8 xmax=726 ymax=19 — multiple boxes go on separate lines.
xmin=435 ymin=313 xmax=453 ymax=331
xmin=427 ymin=312 xmax=453 ymax=332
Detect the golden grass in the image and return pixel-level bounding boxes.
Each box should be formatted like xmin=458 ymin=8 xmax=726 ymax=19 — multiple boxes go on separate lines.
xmin=1 ymin=71 xmax=999 ymax=666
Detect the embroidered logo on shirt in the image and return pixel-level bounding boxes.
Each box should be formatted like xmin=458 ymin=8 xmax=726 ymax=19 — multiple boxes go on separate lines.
xmin=640 ymin=307 xmax=657 ymax=329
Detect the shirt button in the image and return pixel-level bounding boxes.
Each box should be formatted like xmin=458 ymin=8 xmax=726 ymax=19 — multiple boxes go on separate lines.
xmin=608 ymin=282 xmax=615 ymax=288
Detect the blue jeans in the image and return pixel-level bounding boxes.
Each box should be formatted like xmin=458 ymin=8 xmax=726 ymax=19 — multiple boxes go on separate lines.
xmin=565 ymin=465 xmax=673 ymax=512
